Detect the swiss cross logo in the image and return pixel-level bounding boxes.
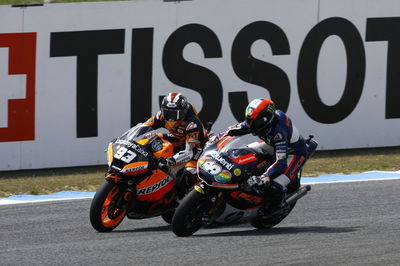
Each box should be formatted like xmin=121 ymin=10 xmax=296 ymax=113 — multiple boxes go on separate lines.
xmin=0 ymin=33 xmax=36 ymax=142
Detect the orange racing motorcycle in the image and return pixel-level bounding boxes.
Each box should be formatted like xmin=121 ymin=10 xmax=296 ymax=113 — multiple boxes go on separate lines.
xmin=172 ymin=135 xmax=317 ymax=237
xmin=90 ymin=125 xmax=192 ymax=232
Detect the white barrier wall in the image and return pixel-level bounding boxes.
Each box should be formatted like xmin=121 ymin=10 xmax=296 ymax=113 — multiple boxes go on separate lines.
xmin=1 ymin=0 xmax=400 ymax=170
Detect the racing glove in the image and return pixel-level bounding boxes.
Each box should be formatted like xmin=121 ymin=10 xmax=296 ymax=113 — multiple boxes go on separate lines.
xmin=157 ymin=157 xmax=176 ymax=169
xmin=247 ymin=174 xmax=271 ymax=188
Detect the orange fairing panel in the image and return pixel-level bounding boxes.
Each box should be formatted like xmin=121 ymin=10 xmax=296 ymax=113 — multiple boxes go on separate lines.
xmin=121 ymin=161 xmax=148 ymax=175
xmin=136 ymin=138 xmax=149 ymax=145
xmin=153 ymin=141 xmax=174 ymax=159
xmin=144 ymin=117 xmax=155 ymax=127
xmin=185 ymin=160 xmax=197 ymax=168
xmin=136 ymin=170 xmax=176 ymax=201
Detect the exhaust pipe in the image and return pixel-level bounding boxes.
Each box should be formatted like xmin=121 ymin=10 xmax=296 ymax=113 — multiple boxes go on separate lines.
xmin=286 ymin=185 xmax=311 ymax=205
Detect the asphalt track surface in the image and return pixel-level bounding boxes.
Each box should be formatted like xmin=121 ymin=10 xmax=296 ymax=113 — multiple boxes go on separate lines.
xmin=1 ymin=180 xmax=399 ymax=266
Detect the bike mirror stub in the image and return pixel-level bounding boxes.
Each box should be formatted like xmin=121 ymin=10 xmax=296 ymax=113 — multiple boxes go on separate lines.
xmin=151 ymin=139 xmax=163 ymax=152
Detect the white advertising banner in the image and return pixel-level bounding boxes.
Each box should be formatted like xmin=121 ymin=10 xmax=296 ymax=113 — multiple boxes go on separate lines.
xmin=0 ymin=0 xmax=399 ymax=170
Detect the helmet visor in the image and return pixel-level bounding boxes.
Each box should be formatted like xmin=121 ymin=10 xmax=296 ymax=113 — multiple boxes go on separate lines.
xmin=246 ymin=117 xmax=270 ymax=134
xmin=162 ymin=109 xmax=184 ymax=121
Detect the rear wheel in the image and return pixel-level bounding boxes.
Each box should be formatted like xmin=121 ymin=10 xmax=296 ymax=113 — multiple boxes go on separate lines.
xmin=161 ymin=209 xmax=175 ymax=224
xmin=251 ymin=180 xmax=302 ymax=230
xmin=90 ymin=181 xmax=127 ymax=232
xmin=172 ymin=190 xmax=211 ymax=237
xmin=250 ymin=202 xmax=296 ymax=229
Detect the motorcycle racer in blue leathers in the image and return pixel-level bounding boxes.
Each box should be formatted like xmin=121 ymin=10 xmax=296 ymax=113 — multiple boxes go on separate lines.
xmin=216 ymin=98 xmax=309 ymax=213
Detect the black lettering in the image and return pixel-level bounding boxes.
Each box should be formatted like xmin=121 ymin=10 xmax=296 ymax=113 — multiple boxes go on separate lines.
xmin=162 ymin=24 xmax=223 ymax=124
xmin=298 ymin=18 xmax=365 ymax=123
xmin=131 ymin=28 xmax=154 ymax=126
xmin=230 ymin=21 xmax=290 ymax=122
xmin=366 ymin=17 xmax=400 ymax=118
xmin=50 ymin=30 xmax=125 ymax=137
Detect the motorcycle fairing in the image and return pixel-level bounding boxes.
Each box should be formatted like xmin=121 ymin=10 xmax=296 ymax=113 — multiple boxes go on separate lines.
xmin=214 ymin=203 xmax=259 ymax=224
xmin=228 ymin=190 xmax=263 ymax=210
xmin=210 ymin=182 xmax=239 ymax=189
xmin=216 ymin=136 xmax=233 ymax=150
xmin=121 ymin=161 xmax=149 ymax=175
xmin=106 ymin=130 xmax=182 ymax=211
xmin=107 ymin=143 xmax=114 ymax=166
xmin=153 ymin=140 xmax=174 ymax=159
xmin=197 ymin=156 xmax=238 ymax=188
xmin=230 ymin=153 xmax=258 ymax=165
xmin=136 ymin=169 xmax=177 ymax=201
xmin=127 ymin=189 xmax=177 ymax=217
xmin=198 ymin=138 xmax=263 ymax=188
xmin=200 ymin=135 xmax=277 ymax=188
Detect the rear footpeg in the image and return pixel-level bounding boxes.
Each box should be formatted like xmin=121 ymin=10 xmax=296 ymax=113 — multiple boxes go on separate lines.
xmin=286 ymin=185 xmax=311 ymax=205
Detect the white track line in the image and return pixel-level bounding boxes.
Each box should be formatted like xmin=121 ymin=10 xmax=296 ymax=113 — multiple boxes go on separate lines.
xmin=1 ymin=171 xmax=400 ymax=206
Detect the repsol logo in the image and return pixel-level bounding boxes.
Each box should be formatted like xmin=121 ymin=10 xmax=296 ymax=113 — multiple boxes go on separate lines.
xmin=137 ymin=176 xmax=172 ymax=195
xmin=2 ymin=17 xmax=400 ymax=141
xmin=121 ymin=164 xmax=148 ymax=173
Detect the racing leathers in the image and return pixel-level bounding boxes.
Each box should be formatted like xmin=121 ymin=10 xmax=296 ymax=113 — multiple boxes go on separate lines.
xmin=137 ymin=104 xmax=208 ymax=197
xmin=218 ymin=110 xmax=307 ymax=209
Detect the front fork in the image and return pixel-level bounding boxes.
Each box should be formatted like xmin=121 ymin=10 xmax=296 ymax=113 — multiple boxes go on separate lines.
xmin=194 ymin=182 xmax=226 ymax=223
xmin=105 ymin=173 xmax=136 ymax=210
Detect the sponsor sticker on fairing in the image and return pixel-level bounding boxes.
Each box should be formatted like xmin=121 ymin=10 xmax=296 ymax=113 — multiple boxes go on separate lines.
xmin=199 ymin=159 xmax=222 ymax=175
xmin=210 ymin=151 xmax=234 ymax=170
xmin=115 ymin=139 xmax=149 ymax=157
xmin=121 ymin=164 xmax=148 ymax=173
xmin=137 ymin=176 xmax=172 ymax=195
xmin=215 ymin=170 xmax=231 ymax=183
xmin=233 ymin=168 xmax=242 ymax=176
xmin=151 ymin=139 xmax=163 ymax=151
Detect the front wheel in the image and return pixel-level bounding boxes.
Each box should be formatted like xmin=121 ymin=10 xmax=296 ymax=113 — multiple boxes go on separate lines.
xmin=90 ymin=181 xmax=127 ymax=232
xmin=172 ymin=190 xmax=211 ymax=237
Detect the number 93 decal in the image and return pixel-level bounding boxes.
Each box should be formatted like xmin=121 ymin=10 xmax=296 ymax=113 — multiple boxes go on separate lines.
xmin=114 ymin=147 xmax=137 ymax=163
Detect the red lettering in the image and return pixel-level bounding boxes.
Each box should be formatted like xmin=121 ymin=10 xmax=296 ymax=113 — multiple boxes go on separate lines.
xmin=231 ymin=191 xmax=263 ymax=204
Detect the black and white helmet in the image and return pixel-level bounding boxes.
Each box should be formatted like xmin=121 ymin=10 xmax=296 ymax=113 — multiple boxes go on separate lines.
xmin=161 ymin=92 xmax=190 ymax=122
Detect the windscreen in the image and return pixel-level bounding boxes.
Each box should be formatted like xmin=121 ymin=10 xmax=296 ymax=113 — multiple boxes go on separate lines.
xmin=217 ymin=135 xmax=260 ymax=153
xmin=118 ymin=124 xmax=156 ymax=142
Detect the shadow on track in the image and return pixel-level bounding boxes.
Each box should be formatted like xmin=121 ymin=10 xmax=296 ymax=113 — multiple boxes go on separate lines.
xmin=110 ymin=225 xmax=172 ymax=233
xmin=193 ymin=226 xmax=361 ymax=237
xmin=93 ymin=224 xmax=360 ymax=237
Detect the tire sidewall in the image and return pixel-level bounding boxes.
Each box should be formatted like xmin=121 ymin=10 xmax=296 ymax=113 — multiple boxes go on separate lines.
xmin=171 ymin=189 xmax=206 ymax=237
xmin=89 ymin=181 xmax=126 ymax=232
